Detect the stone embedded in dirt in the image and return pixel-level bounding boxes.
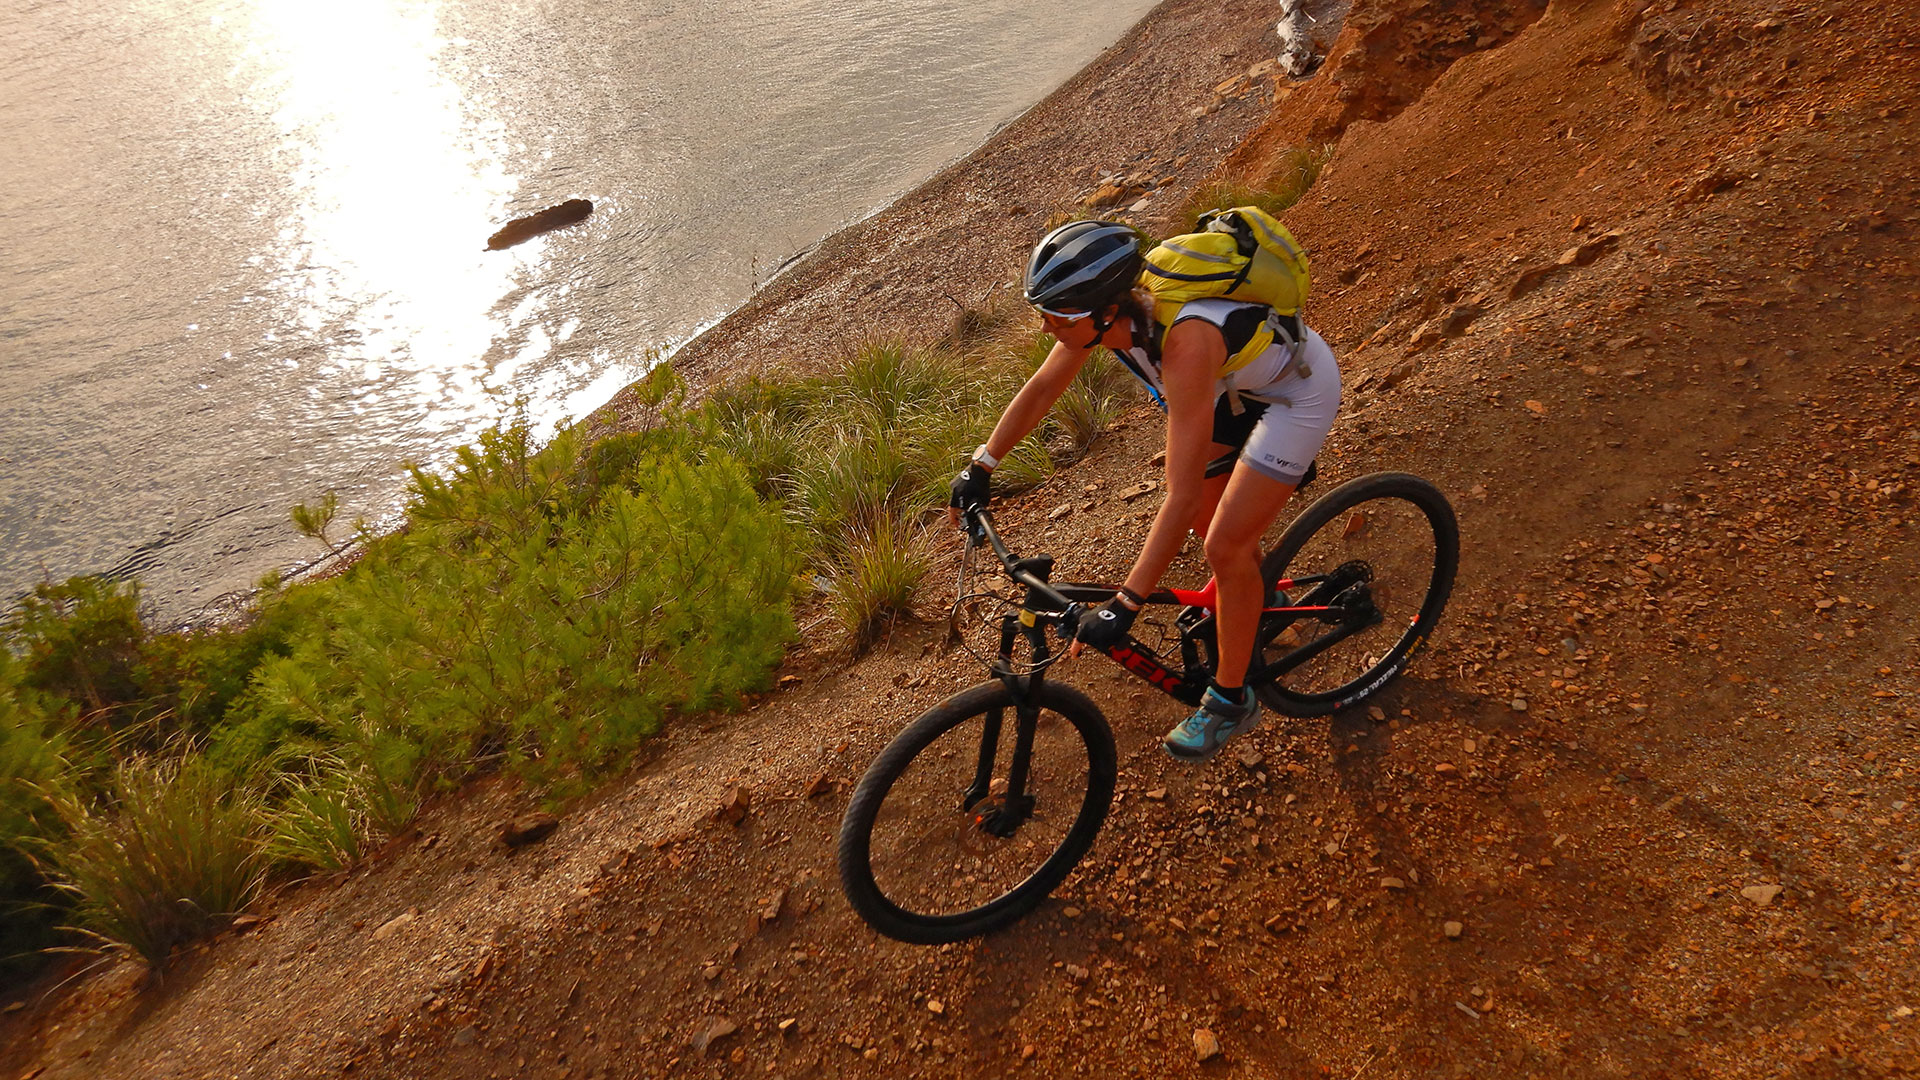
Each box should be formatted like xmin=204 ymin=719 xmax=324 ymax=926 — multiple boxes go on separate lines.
xmin=1146 ymin=788 xmax=1168 ymax=800
xmin=1741 ymin=884 xmax=1785 ymax=906
xmin=1444 ymin=921 xmax=1464 ymax=939
xmin=499 ymin=812 xmax=561 ymax=848
xmin=778 ymin=674 xmax=802 ymax=688
xmin=1434 ymin=762 xmax=1458 ymax=775
xmin=1381 ymin=876 xmax=1406 ymax=890
xmin=1525 ymin=400 xmax=1547 ymax=416
xmin=1511 ymin=698 xmax=1530 ymax=712
xmin=716 ymin=785 xmax=753 ymax=825
xmin=1236 ymin=747 xmax=1265 ymax=770
xmin=761 ymin=889 xmax=786 ymax=923
xmin=1193 ymin=1027 xmax=1222 ymax=1061
xmin=372 ymin=909 xmax=417 ymax=941
xmin=778 ymin=1018 xmax=798 ymax=1036
xmin=452 ymin=1025 xmax=479 ymax=1047
xmin=802 ymin=772 xmax=832 ymax=799
xmin=689 ymin=1016 xmax=738 ymax=1056
xmin=926 ymin=998 xmax=945 ymax=1014
xmin=1119 ymin=480 xmax=1159 ymax=501
xmin=2 ymin=1000 xmax=23 ymax=1014
xmin=1048 ymin=504 xmax=1073 ymax=520
xmin=229 ymin=914 xmax=268 ymax=934
xmin=1367 ymin=705 xmax=1386 ymax=722
xmin=1507 ymin=234 xmax=1619 ymax=302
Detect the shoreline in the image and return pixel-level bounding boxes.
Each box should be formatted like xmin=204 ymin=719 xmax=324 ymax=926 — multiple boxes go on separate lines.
xmin=599 ymin=0 xmax=1299 ymax=423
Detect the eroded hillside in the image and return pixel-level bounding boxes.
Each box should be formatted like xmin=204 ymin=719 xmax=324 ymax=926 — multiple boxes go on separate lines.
xmin=7 ymin=0 xmax=1917 ymax=1077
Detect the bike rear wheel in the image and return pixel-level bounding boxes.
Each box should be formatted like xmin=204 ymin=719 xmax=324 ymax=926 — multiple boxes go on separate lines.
xmin=837 ymin=680 xmax=1116 ymax=944
xmin=1252 ymin=472 xmax=1459 ymax=717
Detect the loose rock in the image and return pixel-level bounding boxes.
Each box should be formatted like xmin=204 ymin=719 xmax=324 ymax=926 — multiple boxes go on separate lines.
xmin=690 ymin=1017 xmax=738 ymax=1056
xmin=1193 ymin=1027 xmax=1222 ymax=1062
xmin=372 ymin=909 xmax=417 ymax=941
xmin=500 ymin=812 xmax=561 ymax=848
xmin=1444 ymin=921 xmax=1464 ymax=939
xmin=1741 ymin=884 xmax=1785 ymax=906
xmin=716 ymin=785 xmax=753 ymax=825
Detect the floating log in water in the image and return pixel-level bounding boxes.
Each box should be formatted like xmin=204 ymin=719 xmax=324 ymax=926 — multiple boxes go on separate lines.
xmin=485 ymin=198 xmax=594 ymax=250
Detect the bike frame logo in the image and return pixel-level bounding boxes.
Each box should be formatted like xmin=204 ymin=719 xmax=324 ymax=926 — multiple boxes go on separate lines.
xmin=1104 ymin=643 xmax=1184 ymax=693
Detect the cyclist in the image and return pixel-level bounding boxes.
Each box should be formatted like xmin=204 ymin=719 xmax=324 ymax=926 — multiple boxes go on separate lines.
xmin=948 ymin=219 xmax=1342 ymax=762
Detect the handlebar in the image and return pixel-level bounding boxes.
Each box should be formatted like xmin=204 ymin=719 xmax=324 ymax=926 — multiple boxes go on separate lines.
xmin=961 ymin=504 xmax=1078 ymax=626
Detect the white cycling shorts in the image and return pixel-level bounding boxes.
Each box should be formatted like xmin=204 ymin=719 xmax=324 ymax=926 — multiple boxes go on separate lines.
xmin=1223 ymin=325 xmax=1342 ymax=486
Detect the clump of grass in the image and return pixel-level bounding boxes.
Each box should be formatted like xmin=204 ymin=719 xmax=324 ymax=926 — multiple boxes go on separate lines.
xmin=695 ymin=334 xmax=1109 ymax=651
xmin=831 ymin=516 xmax=930 ymax=650
xmin=1052 ymin=350 xmax=1136 ymax=463
xmin=263 ymin=763 xmax=364 ymax=874
xmin=45 ymin=756 xmax=268 ymax=971
xmin=1174 ymin=145 xmax=1334 ymax=230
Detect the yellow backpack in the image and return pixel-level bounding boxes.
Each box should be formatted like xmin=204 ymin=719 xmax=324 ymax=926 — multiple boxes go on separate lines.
xmin=1140 ymin=206 xmax=1311 ymax=372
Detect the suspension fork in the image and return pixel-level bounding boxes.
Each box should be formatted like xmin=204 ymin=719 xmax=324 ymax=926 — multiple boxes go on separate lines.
xmin=961 ymin=612 xmax=1049 ymax=828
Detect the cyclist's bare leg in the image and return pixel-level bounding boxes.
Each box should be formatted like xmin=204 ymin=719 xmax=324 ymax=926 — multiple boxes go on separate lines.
xmin=1201 ymin=464 xmax=1297 ymax=686
xmin=1187 ymin=442 xmax=1239 ymax=537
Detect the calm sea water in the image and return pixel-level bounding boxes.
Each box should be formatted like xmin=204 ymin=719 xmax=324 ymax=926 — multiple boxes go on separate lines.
xmin=0 ymin=0 xmax=1156 ymax=620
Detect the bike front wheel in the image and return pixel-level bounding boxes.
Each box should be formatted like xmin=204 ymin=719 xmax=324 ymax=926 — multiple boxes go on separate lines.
xmin=837 ymin=680 xmax=1116 ymax=944
xmin=1252 ymin=472 xmax=1459 ymax=717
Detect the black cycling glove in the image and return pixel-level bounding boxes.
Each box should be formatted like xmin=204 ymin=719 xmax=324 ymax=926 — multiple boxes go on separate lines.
xmin=948 ymin=462 xmax=992 ymax=513
xmin=1075 ymin=596 xmax=1139 ymax=651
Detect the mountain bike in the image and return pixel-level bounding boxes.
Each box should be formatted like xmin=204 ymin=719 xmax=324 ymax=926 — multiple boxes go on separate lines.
xmin=836 ymin=472 xmax=1460 ymax=944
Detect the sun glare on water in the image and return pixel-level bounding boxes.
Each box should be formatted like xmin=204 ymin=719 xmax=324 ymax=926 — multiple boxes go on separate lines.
xmin=231 ymin=0 xmax=567 ymax=441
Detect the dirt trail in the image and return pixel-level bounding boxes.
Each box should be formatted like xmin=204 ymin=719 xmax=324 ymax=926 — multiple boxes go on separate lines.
xmin=7 ymin=0 xmax=1919 ymax=1077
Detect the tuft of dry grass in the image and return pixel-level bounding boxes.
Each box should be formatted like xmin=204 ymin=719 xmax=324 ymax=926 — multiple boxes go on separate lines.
xmin=1172 ymin=145 xmax=1334 ymax=233
xmin=46 ymin=756 xmax=268 ymax=970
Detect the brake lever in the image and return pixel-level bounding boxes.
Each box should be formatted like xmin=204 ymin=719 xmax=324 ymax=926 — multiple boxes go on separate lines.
xmin=1057 ymin=602 xmax=1085 ymax=640
xmin=963 ymin=507 xmax=988 ymax=544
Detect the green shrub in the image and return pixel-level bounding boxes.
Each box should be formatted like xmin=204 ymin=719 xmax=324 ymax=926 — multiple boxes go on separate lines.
xmin=46 ymin=756 xmax=268 ymax=970
xmin=243 ymin=441 xmax=801 ymax=799
xmin=0 ymin=654 xmax=72 ymax=977
xmin=4 ymin=576 xmax=145 ymax=723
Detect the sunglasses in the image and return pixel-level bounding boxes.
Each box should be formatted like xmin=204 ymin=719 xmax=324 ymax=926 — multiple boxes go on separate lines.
xmin=1035 ymin=305 xmax=1092 ymax=322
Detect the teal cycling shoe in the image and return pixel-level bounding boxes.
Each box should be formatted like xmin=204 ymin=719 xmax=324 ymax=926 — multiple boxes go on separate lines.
xmin=1164 ymin=684 xmax=1261 ymax=762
